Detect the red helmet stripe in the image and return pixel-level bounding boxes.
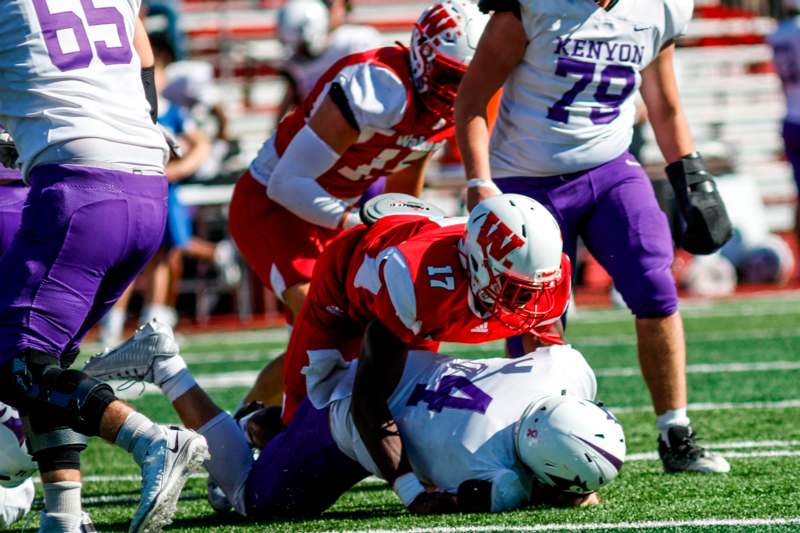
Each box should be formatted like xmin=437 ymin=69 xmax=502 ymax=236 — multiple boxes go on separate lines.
xmin=419 ymin=5 xmax=458 ymax=39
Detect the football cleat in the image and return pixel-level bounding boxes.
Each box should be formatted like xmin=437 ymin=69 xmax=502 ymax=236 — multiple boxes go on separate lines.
xmin=83 ymin=320 xmax=179 ymax=384
xmin=37 ymin=511 xmax=95 ymax=533
xmin=658 ymin=426 xmax=731 ymax=474
xmin=131 ymin=425 xmax=209 ymax=533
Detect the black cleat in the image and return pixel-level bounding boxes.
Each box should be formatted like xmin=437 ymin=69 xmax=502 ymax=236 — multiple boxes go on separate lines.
xmin=658 ymin=426 xmax=730 ymax=474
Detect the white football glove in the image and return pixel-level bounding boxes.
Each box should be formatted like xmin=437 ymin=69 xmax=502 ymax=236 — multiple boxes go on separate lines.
xmin=158 ymin=124 xmax=184 ymax=160
xmin=0 ymin=132 xmax=19 ymax=170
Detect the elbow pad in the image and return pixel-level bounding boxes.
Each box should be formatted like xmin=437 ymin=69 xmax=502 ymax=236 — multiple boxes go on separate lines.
xmin=141 ymin=66 xmax=158 ymax=123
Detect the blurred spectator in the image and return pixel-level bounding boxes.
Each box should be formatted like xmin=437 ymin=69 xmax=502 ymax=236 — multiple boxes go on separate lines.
xmin=275 ymin=0 xmax=381 ymax=120
xmin=768 ymin=0 xmax=800 ymax=273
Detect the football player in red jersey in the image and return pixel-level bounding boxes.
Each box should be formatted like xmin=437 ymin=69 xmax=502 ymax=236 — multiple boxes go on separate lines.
xmin=276 ymin=193 xmax=572 ymax=424
xmin=229 ymin=0 xmax=490 ymax=405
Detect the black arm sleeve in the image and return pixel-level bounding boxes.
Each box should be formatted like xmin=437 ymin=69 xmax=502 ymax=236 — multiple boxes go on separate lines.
xmin=478 ymin=0 xmax=521 ymax=18
xmin=328 ymin=82 xmax=361 ymax=133
xmin=141 ymin=66 xmax=158 ymax=124
xmin=457 ymin=479 xmax=494 ymax=513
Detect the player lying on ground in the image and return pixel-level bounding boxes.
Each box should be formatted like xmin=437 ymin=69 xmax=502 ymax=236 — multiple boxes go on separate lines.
xmin=228 ymin=0 xmax=490 ymax=407
xmin=0 ymin=402 xmax=35 ymax=528
xmin=0 ymin=2 xmax=208 ymax=531
xmin=84 ymin=319 xmax=626 ymax=517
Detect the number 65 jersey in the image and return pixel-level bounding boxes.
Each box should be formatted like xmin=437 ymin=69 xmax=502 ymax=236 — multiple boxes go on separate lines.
xmin=485 ymin=0 xmax=693 ymax=177
xmin=0 ymin=0 xmax=167 ymax=177
xmin=324 ymin=346 xmax=597 ymax=512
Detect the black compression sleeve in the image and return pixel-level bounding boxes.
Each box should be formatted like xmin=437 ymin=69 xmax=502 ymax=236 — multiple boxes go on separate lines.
xmin=328 ymin=82 xmax=361 ymax=133
xmin=141 ymin=66 xmax=158 ymax=123
xmin=478 ymin=0 xmax=521 ymax=18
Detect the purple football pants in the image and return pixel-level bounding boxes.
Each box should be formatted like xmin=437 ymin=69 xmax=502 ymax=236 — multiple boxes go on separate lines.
xmin=782 ymin=120 xmax=800 ymax=191
xmin=245 ymin=398 xmax=369 ymax=517
xmin=497 ymin=151 xmax=677 ymax=319
xmin=0 ymin=164 xmax=167 ymax=364
xmin=0 ymin=182 xmax=26 ymax=256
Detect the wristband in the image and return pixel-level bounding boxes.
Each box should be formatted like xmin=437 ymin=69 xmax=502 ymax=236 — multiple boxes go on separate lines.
xmin=466 ymin=178 xmax=501 ymax=193
xmin=393 ymin=472 xmax=425 ymax=507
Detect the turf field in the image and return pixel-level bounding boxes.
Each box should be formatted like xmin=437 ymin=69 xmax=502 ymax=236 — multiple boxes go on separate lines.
xmin=11 ymin=294 xmax=800 ymax=532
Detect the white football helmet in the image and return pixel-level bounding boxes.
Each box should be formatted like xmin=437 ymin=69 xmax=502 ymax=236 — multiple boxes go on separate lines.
xmin=409 ymin=0 xmax=489 ymax=117
xmin=0 ymin=406 xmax=35 ymax=489
xmin=277 ymin=0 xmax=331 ymax=59
xmin=516 ymin=396 xmax=626 ymax=494
xmin=460 ymin=194 xmax=567 ymax=332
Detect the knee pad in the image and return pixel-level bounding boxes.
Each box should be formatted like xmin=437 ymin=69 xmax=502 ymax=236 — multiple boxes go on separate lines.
xmin=24 ymin=420 xmax=86 ymax=473
xmin=13 ymin=351 xmax=117 ymax=437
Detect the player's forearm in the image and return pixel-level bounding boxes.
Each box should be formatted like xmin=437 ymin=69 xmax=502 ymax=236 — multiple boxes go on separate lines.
xmin=165 ymin=131 xmax=212 ymax=182
xmin=351 ymin=321 xmax=412 ymax=484
xmin=455 ymin=112 xmax=493 ymax=182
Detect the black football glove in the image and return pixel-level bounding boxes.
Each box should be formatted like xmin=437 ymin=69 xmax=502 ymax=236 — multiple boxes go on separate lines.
xmin=665 ymin=153 xmax=732 ymax=255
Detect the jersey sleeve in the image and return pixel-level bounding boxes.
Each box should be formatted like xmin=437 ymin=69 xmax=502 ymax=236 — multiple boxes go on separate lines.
xmin=331 ymin=62 xmax=409 ymax=135
xmin=490 ymin=469 xmax=532 ymax=512
xmin=661 ymin=0 xmax=694 ymax=49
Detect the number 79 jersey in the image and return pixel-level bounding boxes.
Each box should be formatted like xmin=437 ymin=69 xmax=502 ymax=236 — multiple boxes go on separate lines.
xmin=487 ymin=0 xmax=692 ymax=177
xmin=0 ymin=0 xmax=166 ymax=176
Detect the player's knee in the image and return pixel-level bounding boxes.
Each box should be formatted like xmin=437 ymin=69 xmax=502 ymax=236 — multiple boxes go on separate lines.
xmin=616 ymin=266 xmax=678 ymax=319
xmin=8 ymin=351 xmax=117 ymax=436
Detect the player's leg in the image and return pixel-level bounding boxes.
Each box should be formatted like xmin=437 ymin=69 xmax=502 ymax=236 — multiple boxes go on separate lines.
xmin=580 ymin=153 xmax=728 ymax=473
xmin=494 ymin=175 xmax=588 ymax=355
xmin=782 ymin=119 xmax=800 ymax=273
xmin=0 ymin=165 xmax=206 ymax=530
xmin=244 ymin=397 xmax=370 ymax=518
xmin=0 ymin=181 xmax=26 ymax=256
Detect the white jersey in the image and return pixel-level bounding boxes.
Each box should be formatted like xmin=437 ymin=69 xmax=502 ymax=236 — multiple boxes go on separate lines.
xmin=284 ymin=24 xmax=384 ymax=100
xmin=490 ymin=0 xmax=693 ymax=177
xmin=308 ymin=345 xmax=597 ymax=512
xmin=768 ymin=17 xmax=800 ymax=124
xmin=0 ymin=0 xmax=167 ymax=177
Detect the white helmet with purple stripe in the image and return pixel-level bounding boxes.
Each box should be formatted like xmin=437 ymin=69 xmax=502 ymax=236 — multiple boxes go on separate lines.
xmin=515 ymin=396 xmax=626 ymax=494
xmin=0 ymin=403 xmax=35 ymax=489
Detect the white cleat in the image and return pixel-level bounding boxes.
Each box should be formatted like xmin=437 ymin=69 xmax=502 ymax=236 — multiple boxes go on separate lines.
xmin=37 ymin=511 xmax=96 ymax=532
xmin=131 ymin=425 xmax=209 ymax=533
xmin=83 ymin=320 xmax=179 ymax=383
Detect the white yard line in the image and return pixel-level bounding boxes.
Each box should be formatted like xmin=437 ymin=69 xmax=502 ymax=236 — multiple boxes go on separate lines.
xmin=627 ymin=450 xmax=800 ymax=461
xmin=612 ymin=398 xmax=800 ymax=413
xmin=571 ymin=328 xmax=800 ymax=347
xmin=597 ymin=360 xmax=800 ymax=377
xmin=320 ymin=517 xmax=800 ymax=533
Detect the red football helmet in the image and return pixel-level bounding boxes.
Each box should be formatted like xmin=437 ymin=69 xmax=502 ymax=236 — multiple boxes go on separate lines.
xmin=409 ymin=0 xmax=489 ymax=118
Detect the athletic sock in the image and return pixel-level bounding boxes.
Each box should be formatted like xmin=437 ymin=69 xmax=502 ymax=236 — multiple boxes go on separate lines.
xmin=197 ymin=412 xmax=254 ymax=514
xmin=43 ymin=480 xmax=82 ymax=517
xmin=115 ymin=411 xmax=163 ymax=464
xmin=160 ymin=368 xmax=198 ymax=403
xmin=657 ymin=408 xmax=691 ymax=444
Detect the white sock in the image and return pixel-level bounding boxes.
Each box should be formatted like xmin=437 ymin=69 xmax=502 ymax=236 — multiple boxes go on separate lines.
xmin=115 ymin=411 xmax=162 ymax=464
xmin=43 ymin=481 xmax=81 ymax=516
xmin=657 ymin=408 xmax=691 ymax=443
xmin=198 ymin=412 xmax=253 ymax=515
xmin=152 ymin=353 xmax=188 ymax=387
xmin=160 ymin=368 xmax=198 ymax=403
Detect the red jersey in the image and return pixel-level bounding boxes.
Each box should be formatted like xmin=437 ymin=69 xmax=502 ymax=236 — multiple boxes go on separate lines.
xmin=282 ymin=214 xmax=572 ymax=423
xmin=250 ymin=46 xmax=453 ymax=199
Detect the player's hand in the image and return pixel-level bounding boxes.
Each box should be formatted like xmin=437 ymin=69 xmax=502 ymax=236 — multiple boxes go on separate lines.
xmin=466 ymin=178 xmax=501 ymax=211
xmin=0 ymin=132 xmax=19 ymax=169
xmin=551 ymin=491 xmax=600 ymax=508
xmin=407 ymin=491 xmax=459 ymax=515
